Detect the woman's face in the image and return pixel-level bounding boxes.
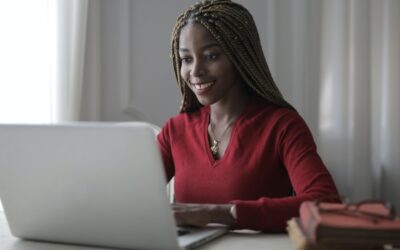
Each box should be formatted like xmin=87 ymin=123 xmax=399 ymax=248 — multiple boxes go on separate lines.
xmin=178 ymin=22 xmax=241 ymax=106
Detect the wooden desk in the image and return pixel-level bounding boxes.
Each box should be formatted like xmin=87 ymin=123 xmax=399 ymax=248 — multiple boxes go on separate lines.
xmin=1 ymin=210 xmax=293 ymax=250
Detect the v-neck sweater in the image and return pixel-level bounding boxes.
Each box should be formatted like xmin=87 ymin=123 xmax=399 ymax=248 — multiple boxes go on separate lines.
xmin=157 ymin=96 xmax=339 ymax=232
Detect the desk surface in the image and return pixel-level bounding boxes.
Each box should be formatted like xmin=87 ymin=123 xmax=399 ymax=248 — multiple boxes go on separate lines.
xmin=0 ymin=209 xmax=293 ymax=250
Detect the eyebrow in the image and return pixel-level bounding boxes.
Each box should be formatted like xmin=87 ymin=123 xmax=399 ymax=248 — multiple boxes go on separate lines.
xmin=179 ymin=43 xmax=220 ymax=52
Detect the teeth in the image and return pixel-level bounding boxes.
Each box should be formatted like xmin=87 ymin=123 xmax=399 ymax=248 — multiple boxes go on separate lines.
xmin=193 ymin=82 xmax=214 ymax=90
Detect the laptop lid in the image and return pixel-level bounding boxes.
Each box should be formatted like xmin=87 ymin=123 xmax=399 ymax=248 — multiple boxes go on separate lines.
xmin=0 ymin=123 xmax=182 ymax=250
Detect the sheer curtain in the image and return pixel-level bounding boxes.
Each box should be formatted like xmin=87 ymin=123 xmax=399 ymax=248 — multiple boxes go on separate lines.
xmin=50 ymin=0 xmax=89 ymax=122
xmin=370 ymin=0 xmax=400 ymax=211
xmin=0 ymin=0 xmax=91 ymax=124
xmin=263 ymin=0 xmax=400 ymax=209
xmin=0 ymin=0 xmax=53 ymax=124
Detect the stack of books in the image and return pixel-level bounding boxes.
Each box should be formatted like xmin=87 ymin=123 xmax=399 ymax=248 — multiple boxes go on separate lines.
xmin=287 ymin=201 xmax=400 ymax=250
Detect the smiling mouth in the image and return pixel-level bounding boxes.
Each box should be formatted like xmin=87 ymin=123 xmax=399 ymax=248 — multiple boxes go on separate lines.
xmin=191 ymin=81 xmax=215 ymax=90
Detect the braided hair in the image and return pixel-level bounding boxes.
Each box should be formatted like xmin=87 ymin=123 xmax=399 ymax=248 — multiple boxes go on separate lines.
xmin=171 ymin=0 xmax=294 ymax=112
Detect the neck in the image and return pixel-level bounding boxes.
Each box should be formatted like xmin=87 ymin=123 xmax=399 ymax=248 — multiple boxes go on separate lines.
xmin=210 ymin=85 xmax=251 ymax=125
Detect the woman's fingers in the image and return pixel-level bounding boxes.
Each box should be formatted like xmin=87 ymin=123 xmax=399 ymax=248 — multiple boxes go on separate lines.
xmin=172 ymin=204 xmax=212 ymax=227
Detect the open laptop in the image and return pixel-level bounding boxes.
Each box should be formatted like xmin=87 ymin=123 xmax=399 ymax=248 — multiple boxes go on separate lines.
xmin=0 ymin=123 xmax=228 ymax=250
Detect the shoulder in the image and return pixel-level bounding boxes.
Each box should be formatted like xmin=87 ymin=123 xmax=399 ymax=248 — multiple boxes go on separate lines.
xmin=160 ymin=107 xmax=207 ymax=135
xmin=239 ymin=97 xmax=314 ymax=148
xmin=245 ymin=96 xmax=303 ymax=129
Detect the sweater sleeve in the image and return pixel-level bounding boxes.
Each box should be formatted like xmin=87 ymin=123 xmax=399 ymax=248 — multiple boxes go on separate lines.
xmin=157 ymin=120 xmax=175 ymax=182
xmin=230 ymin=111 xmax=339 ymax=232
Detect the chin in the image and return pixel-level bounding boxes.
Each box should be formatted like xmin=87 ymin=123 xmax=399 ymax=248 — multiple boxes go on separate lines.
xmin=196 ymin=99 xmax=211 ymax=106
xmin=195 ymin=95 xmax=217 ymax=106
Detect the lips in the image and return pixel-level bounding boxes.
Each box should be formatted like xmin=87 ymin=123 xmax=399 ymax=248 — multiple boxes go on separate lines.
xmin=190 ymin=81 xmax=215 ymax=95
xmin=193 ymin=82 xmax=214 ymax=89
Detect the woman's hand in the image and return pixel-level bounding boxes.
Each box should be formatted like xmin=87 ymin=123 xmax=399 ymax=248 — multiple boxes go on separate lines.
xmin=172 ymin=203 xmax=235 ymax=227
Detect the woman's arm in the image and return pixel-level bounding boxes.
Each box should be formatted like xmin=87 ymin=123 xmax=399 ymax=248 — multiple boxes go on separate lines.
xmin=228 ymin=111 xmax=340 ymax=232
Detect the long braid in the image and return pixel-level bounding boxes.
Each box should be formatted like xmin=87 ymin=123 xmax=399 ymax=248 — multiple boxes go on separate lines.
xmin=171 ymin=0 xmax=294 ymax=113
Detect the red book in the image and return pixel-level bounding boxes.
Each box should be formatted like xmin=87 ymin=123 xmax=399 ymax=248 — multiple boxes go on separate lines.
xmin=299 ymin=201 xmax=400 ymax=245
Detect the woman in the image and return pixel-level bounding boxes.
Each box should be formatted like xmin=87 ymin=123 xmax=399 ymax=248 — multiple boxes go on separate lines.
xmin=157 ymin=0 xmax=339 ymax=232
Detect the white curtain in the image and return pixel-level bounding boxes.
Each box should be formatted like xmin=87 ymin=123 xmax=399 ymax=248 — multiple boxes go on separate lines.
xmin=263 ymin=0 xmax=400 ymax=209
xmin=370 ymin=0 xmax=400 ymax=210
xmin=50 ymin=0 xmax=89 ymax=122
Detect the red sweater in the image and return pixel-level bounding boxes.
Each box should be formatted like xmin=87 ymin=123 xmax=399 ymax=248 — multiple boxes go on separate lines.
xmin=157 ymin=96 xmax=339 ymax=232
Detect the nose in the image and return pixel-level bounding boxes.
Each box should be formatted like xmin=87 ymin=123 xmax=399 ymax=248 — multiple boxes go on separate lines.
xmin=191 ymin=58 xmax=206 ymax=77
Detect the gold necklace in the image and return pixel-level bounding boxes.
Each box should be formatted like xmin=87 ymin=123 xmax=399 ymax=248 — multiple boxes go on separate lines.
xmin=209 ymin=121 xmax=234 ymax=158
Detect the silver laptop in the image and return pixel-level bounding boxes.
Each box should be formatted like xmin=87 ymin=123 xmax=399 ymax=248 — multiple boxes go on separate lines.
xmin=0 ymin=123 xmax=227 ymax=250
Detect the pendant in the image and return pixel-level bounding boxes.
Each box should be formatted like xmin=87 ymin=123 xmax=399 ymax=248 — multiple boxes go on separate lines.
xmin=210 ymin=139 xmax=220 ymax=157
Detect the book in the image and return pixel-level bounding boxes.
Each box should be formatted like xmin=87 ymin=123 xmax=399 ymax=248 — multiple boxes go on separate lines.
xmin=298 ymin=201 xmax=400 ymax=246
xmin=287 ymin=218 xmax=386 ymax=250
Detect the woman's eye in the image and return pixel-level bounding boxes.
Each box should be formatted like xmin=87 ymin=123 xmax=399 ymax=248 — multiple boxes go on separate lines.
xmin=180 ymin=57 xmax=192 ymax=64
xmin=206 ymin=54 xmax=218 ymax=60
